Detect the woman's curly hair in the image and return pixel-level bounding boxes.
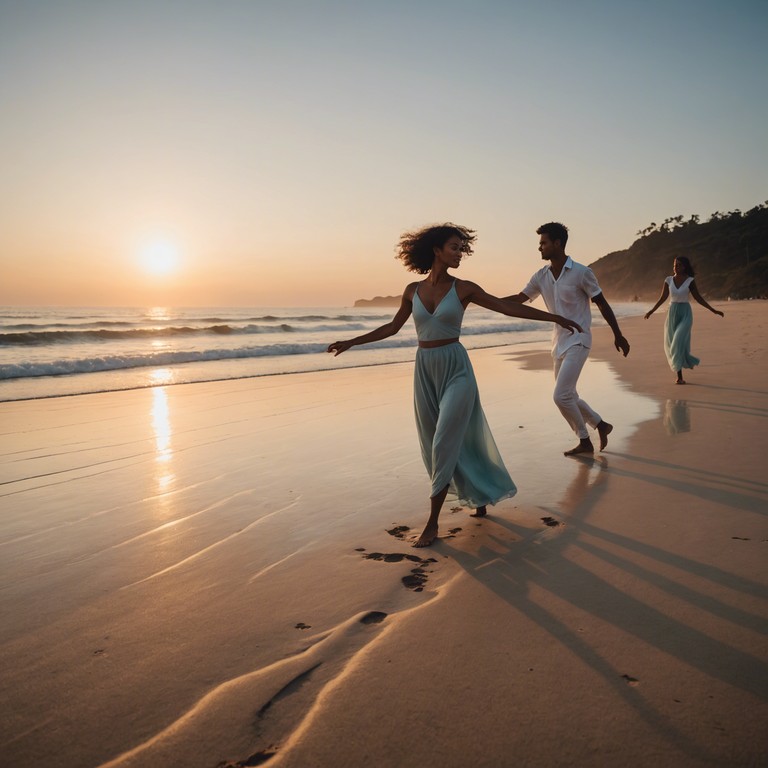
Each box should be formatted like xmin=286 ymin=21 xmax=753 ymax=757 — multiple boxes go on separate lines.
xmin=395 ymin=223 xmax=476 ymax=274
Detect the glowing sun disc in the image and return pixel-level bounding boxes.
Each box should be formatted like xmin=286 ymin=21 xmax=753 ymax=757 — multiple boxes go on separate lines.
xmin=139 ymin=240 xmax=180 ymax=276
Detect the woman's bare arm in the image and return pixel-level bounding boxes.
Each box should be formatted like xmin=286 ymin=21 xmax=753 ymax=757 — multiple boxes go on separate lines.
xmin=689 ymin=281 xmax=725 ymax=316
xmin=459 ymin=281 xmax=582 ymax=334
xmin=327 ymin=285 xmax=415 ymax=356
xmin=644 ymin=282 xmax=669 ymax=319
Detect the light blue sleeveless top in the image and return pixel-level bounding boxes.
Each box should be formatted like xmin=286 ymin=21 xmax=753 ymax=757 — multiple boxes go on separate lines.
xmin=412 ymin=281 xmax=464 ymax=341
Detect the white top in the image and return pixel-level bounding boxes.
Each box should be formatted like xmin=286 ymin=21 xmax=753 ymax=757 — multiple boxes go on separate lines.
xmin=522 ymin=256 xmax=602 ymax=357
xmin=666 ymin=275 xmax=693 ymax=303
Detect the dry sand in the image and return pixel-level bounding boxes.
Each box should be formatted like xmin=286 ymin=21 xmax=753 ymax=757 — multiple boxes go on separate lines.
xmin=0 ymin=300 xmax=765 ymax=767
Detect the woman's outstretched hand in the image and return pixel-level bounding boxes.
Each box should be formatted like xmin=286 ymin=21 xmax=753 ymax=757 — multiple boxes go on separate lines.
xmin=327 ymin=340 xmax=353 ymax=356
xmin=644 ymin=311 xmax=653 ymax=319
xmin=558 ymin=316 xmax=583 ymax=335
xmin=715 ymin=310 xmax=725 ymax=317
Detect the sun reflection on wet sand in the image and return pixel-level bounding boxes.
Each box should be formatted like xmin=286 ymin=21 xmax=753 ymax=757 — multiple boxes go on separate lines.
xmin=151 ymin=387 xmax=175 ymax=504
xmin=149 ymin=368 xmax=174 ymax=386
xmin=151 ymin=388 xmax=172 ymax=459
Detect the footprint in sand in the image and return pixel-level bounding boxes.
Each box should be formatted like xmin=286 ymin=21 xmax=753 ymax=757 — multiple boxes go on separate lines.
xmin=386 ymin=525 xmax=410 ymax=539
xmin=217 ymin=745 xmax=279 ymax=767
xmin=541 ymin=517 xmax=562 ymax=528
xmin=360 ymin=611 xmax=388 ymax=625
xmin=621 ymin=674 xmax=639 ymax=686
xmin=402 ymin=569 xmax=428 ymax=591
xmin=361 ymin=550 xmax=437 ymax=591
xmin=363 ymin=552 xmax=422 ymax=563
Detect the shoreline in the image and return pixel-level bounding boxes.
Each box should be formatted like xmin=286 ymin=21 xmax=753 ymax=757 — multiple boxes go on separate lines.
xmin=0 ymin=302 xmax=649 ymax=403
xmin=1 ymin=301 xmax=765 ymax=767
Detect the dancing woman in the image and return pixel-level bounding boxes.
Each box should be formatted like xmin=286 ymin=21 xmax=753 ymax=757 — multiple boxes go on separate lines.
xmin=328 ymin=223 xmax=581 ymax=547
xmin=644 ymin=256 xmax=724 ymax=384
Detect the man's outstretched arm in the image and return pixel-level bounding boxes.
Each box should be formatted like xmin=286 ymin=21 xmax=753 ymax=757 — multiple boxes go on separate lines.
xmin=592 ymin=293 xmax=630 ymax=356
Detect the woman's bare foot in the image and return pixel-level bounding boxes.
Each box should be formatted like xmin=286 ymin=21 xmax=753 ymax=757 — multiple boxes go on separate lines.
xmin=413 ymin=523 xmax=438 ymax=547
xmin=564 ymin=438 xmax=594 ymax=456
xmin=470 ymin=506 xmax=487 ymax=517
xmin=597 ymin=420 xmax=613 ymax=451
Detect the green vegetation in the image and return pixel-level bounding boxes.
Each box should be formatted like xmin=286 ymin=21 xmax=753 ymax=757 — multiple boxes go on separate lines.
xmin=590 ymin=201 xmax=768 ymax=300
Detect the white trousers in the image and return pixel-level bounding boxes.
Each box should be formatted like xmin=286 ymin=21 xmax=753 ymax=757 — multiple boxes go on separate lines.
xmin=552 ymin=344 xmax=601 ymax=440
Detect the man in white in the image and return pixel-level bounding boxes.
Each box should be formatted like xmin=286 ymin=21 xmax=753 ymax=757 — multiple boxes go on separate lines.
xmin=506 ymin=222 xmax=630 ymax=455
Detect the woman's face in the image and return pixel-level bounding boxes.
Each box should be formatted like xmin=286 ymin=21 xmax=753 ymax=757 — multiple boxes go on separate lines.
xmin=434 ymin=235 xmax=464 ymax=269
xmin=673 ymin=259 xmax=683 ymax=275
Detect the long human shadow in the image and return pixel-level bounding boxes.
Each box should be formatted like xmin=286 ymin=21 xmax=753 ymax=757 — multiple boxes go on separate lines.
xmin=606 ymin=451 xmax=768 ymax=492
xmin=685 ymin=401 xmax=768 ymax=418
xmin=693 ymin=382 xmax=768 ymax=396
xmin=596 ymin=455 xmax=767 ymax=516
xmin=443 ymin=457 xmax=768 ymax=763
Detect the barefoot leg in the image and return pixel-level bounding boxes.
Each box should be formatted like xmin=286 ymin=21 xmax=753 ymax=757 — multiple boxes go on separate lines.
xmin=564 ymin=438 xmax=594 ymax=456
xmin=596 ymin=420 xmax=613 ymax=451
xmin=414 ymin=484 xmax=449 ymax=547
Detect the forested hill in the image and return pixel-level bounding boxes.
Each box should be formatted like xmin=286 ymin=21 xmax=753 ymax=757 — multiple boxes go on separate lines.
xmin=589 ymin=202 xmax=768 ymax=301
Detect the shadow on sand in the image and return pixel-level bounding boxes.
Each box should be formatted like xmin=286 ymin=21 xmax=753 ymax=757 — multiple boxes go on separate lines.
xmin=441 ymin=455 xmax=768 ymax=764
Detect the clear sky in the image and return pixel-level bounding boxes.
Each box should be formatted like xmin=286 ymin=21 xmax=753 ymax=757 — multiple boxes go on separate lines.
xmin=1 ymin=0 xmax=766 ymax=307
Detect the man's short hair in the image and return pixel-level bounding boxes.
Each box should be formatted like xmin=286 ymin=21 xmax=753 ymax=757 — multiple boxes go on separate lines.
xmin=537 ymin=222 xmax=569 ymax=247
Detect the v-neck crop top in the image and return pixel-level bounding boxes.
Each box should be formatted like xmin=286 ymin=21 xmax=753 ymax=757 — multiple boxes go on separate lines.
xmin=666 ymin=275 xmax=693 ymax=303
xmin=412 ymin=281 xmax=464 ymax=341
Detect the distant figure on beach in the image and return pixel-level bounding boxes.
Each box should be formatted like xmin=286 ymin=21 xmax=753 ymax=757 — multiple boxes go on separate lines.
xmin=644 ymin=256 xmax=724 ymax=384
xmin=327 ymin=223 xmax=582 ymax=547
xmin=504 ymin=222 xmax=630 ymax=456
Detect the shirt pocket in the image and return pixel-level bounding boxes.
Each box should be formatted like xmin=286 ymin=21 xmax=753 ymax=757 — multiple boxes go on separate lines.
xmin=556 ymin=285 xmax=583 ymax=303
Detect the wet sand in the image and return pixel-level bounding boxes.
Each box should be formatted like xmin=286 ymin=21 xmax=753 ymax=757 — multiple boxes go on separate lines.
xmin=0 ymin=300 xmax=765 ymax=767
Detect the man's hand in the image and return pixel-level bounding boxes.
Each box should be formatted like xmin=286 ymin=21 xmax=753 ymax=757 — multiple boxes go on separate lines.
xmin=614 ymin=335 xmax=630 ymax=357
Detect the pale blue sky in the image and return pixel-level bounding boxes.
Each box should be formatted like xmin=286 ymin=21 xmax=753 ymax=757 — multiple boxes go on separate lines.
xmin=1 ymin=0 xmax=765 ymax=306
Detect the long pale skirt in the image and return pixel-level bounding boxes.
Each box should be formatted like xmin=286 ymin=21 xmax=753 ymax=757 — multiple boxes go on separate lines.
xmin=664 ymin=303 xmax=700 ymax=373
xmin=413 ymin=343 xmax=516 ymax=508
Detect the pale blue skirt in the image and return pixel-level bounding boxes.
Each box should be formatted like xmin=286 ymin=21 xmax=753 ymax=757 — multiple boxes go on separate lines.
xmin=664 ymin=303 xmax=700 ymax=373
xmin=413 ymin=343 xmax=516 ymax=508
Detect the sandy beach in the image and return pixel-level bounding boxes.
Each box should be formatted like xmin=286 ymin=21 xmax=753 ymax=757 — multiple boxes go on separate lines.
xmin=1 ymin=300 xmax=766 ymax=767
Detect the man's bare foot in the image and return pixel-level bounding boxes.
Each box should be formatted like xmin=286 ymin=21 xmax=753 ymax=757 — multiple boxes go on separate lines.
xmin=413 ymin=523 xmax=438 ymax=547
xmin=597 ymin=420 xmax=613 ymax=451
xmin=675 ymin=378 xmax=686 ymax=385
xmin=470 ymin=506 xmax=487 ymax=517
xmin=564 ymin=438 xmax=594 ymax=456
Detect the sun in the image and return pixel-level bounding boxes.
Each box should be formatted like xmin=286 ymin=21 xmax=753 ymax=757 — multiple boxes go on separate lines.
xmin=139 ymin=239 xmax=180 ymax=276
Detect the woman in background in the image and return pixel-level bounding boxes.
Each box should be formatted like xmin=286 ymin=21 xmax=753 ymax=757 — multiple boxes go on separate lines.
xmin=644 ymin=256 xmax=724 ymax=384
xmin=327 ymin=223 xmax=581 ymax=547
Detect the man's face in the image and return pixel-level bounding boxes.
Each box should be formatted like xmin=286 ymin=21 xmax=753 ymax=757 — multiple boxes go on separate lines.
xmin=538 ymin=234 xmax=558 ymax=260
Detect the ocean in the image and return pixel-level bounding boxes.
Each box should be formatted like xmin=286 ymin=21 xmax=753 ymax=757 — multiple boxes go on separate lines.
xmin=0 ymin=303 xmax=645 ymax=402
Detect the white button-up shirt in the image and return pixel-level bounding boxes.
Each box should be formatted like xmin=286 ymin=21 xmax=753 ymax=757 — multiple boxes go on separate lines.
xmin=522 ymin=256 xmax=602 ymax=358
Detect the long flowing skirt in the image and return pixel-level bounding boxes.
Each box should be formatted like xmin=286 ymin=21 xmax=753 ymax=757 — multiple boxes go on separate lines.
xmin=413 ymin=343 xmax=516 ymax=508
xmin=664 ymin=303 xmax=700 ymax=373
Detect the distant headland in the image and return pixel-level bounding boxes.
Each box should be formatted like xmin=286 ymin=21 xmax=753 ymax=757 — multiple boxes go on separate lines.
xmin=590 ymin=201 xmax=767 ymax=301
xmin=352 ymin=201 xmax=767 ymax=306
xmin=353 ymin=295 xmax=400 ymax=307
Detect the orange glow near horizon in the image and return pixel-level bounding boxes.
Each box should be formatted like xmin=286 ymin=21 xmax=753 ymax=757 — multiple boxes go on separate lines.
xmin=0 ymin=5 xmax=764 ymax=310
